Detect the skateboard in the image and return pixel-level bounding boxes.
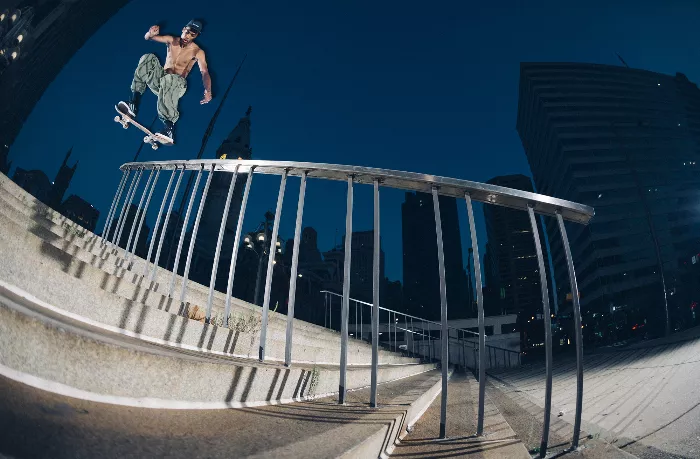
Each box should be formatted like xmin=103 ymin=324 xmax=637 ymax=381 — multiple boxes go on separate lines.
xmin=114 ymin=103 xmax=173 ymax=150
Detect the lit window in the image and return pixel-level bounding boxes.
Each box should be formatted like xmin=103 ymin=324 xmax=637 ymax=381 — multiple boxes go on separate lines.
xmin=657 ymin=83 xmax=661 ymax=86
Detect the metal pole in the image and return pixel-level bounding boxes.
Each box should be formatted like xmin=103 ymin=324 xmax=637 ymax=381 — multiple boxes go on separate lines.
xmin=556 ymin=212 xmax=584 ymax=449
xmin=144 ymin=168 xmax=177 ymax=276
xmin=528 ymin=205 xmax=554 ymax=458
xmin=360 ymin=302 xmax=363 ymax=341
xmin=259 ymin=171 xmax=288 ymax=361
xmin=168 ymin=167 xmax=203 ymax=298
xmin=113 ymin=168 xmax=141 ymax=246
xmin=126 ymin=167 xmax=161 ymax=266
xmin=205 ymin=165 xmax=240 ymax=319
xmin=324 ymin=292 xmax=328 ymax=328
xmin=411 ymin=317 xmax=415 ymax=356
xmin=371 ymin=178 xmax=380 ymax=407
xmin=339 ymin=176 xmax=353 ymax=404
xmin=224 ymin=169 xmax=254 ymax=327
xmin=432 ymin=187 xmax=449 ymax=439
xmin=150 ymin=167 xmax=185 ymax=282
xmin=179 ymin=165 xmax=215 ymax=309
xmin=101 ymin=170 xmax=128 ymax=245
xmin=355 ymin=301 xmax=358 ymax=341
xmin=394 ymin=312 xmax=397 ymax=352
xmin=465 ymin=192 xmax=486 ymax=435
xmin=285 ymin=171 xmax=307 ymax=366
xmin=114 ymin=168 xmax=144 ymax=249
xmin=330 ymin=292 xmax=333 ymax=330
xmin=164 ymin=55 xmax=248 ymax=269
xmin=123 ymin=169 xmax=156 ymax=262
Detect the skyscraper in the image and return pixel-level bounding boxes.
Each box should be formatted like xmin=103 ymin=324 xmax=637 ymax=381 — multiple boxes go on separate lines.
xmin=0 ymin=0 xmax=131 ymax=150
xmin=60 ymin=194 xmax=99 ymax=231
xmin=46 ymin=147 xmax=76 ymax=208
xmin=402 ymin=192 xmax=468 ymax=321
xmin=189 ymin=107 xmax=252 ymax=289
xmin=517 ymin=62 xmax=700 ymax=334
xmin=483 ymin=174 xmax=554 ymax=349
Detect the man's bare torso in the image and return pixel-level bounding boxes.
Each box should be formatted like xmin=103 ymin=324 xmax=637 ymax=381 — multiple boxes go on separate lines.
xmin=164 ymin=37 xmax=200 ymax=78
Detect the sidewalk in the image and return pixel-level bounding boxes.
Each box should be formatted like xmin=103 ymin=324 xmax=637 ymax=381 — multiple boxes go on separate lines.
xmin=390 ymin=372 xmax=530 ymax=458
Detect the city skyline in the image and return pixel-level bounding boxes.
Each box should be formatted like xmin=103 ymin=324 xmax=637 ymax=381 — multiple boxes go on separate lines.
xmin=6 ymin=1 xmax=700 ymax=285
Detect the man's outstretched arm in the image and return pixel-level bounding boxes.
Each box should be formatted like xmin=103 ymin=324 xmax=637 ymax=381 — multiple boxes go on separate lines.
xmin=144 ymin=25 xmax=173 ymax=44
xmin=197 ymin=49 xmax=213 ymax=104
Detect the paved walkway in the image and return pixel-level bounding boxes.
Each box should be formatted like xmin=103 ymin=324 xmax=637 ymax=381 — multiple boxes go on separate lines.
xmin=391 ymin=373 xmax=530 ymax=458
xmin=0 ymin=369 xmax=441 ymax=458
xmin=489 ymin=335 xmax=700 ymax=459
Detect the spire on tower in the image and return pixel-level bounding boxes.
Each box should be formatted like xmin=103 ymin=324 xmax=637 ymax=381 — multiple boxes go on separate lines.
xmin=216 ymin=107 xmax=253 ymax=160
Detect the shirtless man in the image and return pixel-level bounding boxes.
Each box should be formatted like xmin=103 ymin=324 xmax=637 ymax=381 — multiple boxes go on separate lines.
xmin=118 ymin=19 xmax=212 ymax=143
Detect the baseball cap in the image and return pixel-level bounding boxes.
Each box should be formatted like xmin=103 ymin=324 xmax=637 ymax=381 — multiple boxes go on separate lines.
xmin=185 ymin=19 xmax=203 ymax=34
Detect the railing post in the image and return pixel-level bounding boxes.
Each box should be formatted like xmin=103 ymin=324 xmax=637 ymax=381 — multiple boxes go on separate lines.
xmin=370 ymin=178 xmax=380 ymax=408
xmin=179 ymin=165 xmax=215 ymax=312
xmin=150 ymin=167 xmax=185 ymax=282
xmin=126 ymin=168 xmax=161 ymax=267
xmin=123 ymin=168 xmax=156 ymax=264
xmin=431 ymin=187 xmax=450 ymax=439
xmin=102 ymin=170 xmax=128 ymax=245
xmin=259 ymin=170 xmax=288 ymax=361
xmin=205 ymin=165 xmax=240 ymax=320
xmin=224 ymin=169 xmax=254 ymax=327
xmin=113 ymin=168 xmax=142 ymax=247
xmin=465 ymin=192 xmax=486 ymax=436
xmin=528 ymin=205 xmax=554 ymax=458
xmin=144 ymin=168 xmax=177 ymax=277
xmin=339 ymin=175 xmax=353 ymax=404
xmin=557 ymin=211 xmax=584 ymax=449
xmin=168 ymin=166 xmax=203 ymax=298
xmin=285 ymin=171 xmax=307 ymax=366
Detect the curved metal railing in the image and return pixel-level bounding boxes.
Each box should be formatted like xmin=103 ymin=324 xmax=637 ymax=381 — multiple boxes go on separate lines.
xmin=100 ymin=158 xmax=593 ymax=454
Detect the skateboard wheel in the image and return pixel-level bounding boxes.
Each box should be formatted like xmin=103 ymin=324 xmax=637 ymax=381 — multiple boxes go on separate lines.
xmin=114 ymin=116 xmax=121 ymax=123
xmin=122 ymin=121 xmax=128 ymax=129
xmin=151 ymin=143 xmax=158 ymax=150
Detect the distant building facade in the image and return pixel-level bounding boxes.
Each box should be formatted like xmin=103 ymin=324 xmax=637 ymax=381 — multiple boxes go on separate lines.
xmin=60 ymin=194 xmax=98 ymax=231
xmin=0 ymin=0 xmax=131 ymax=150
xmin=517 ymin=62 xmax=700 ymax=335
xmin=13 ymin=167 xmax=51 ymax=202
xmin=402 ymin=192 xmax=469 ymax=321
xmin=188 ymin=108 xmax=253 ymax=289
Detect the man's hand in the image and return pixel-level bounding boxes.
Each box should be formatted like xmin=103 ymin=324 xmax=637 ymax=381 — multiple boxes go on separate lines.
xmin=145 ymin=25 xmax=160 ymax=40
xmin=200 ymin=90 xmax=213 ymax=105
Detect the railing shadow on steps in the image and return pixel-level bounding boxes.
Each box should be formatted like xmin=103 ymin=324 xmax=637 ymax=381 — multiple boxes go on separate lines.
xmin=97 ymin=158 xmax=593 ymax=455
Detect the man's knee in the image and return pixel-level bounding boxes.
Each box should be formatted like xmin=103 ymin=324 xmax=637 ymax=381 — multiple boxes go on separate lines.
xmin=138 ymin=53 xmax=158 ymax=65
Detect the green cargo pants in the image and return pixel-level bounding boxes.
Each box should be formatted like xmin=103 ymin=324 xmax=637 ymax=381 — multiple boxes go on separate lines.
xmin=131 ymin=53 xmax=187 ymax=123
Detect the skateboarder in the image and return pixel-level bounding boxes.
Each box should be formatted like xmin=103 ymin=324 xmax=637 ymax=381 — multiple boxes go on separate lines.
xmin=119 ymin=19 xmax=212 ymax=144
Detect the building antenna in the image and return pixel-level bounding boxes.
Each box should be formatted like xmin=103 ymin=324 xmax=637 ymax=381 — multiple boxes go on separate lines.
xmin=615 ymin=52 xmax=630 ymax=68
xmin=165 ymin=53 xmax=248 ymax=268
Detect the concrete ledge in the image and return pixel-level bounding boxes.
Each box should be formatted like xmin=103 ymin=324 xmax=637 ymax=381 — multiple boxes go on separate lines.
xmin=0 ymin=180 xmax=413 ymax=365
xmin=0 ymin=290 xmax=436 ymax=407
xmin=0 ymin=195 xmax=415 ymax=366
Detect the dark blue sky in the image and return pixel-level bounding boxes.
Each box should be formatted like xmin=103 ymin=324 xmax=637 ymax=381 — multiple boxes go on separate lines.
xmin=9 ymin=0 xmax=700 ymax=281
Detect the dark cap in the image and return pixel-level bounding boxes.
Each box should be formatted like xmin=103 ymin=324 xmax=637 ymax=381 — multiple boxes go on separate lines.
xmin=185 ymin=19 xmax=203 ymax=34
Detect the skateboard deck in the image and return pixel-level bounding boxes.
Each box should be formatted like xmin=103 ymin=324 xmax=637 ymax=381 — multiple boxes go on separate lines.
xmin=114 ymin=103 xmax=173 ymax=150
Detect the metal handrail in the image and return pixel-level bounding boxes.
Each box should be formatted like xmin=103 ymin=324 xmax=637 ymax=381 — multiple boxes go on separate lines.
xmin=119 ymin=159 xmax=594 ymax=224
xmin=320 ymin=290 xmax=481 ymax=338
xmin=103 ymin=158 xmax=591 ymax=455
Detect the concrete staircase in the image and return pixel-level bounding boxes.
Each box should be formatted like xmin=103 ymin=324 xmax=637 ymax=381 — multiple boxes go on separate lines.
xmin=0 ymin=171 xmax=530 ymax=457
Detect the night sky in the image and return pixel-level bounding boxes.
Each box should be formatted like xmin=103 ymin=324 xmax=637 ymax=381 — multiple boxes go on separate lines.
xmin=9 ymin=0 xmax=700 ymax=281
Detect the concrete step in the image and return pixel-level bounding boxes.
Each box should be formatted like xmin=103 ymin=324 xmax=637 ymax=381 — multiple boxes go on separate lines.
xmin=0 ymin=285 xmax=435 ymax=407
xmin=0 ymin=363 xmax=446 ymax=458
xmin=0 ymin=173 xmax=414 ymax=366
xmin=0 ymin=182 xmax=416 ymax=366
xmin=391 ymin=372 xmax=530 ymax=459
